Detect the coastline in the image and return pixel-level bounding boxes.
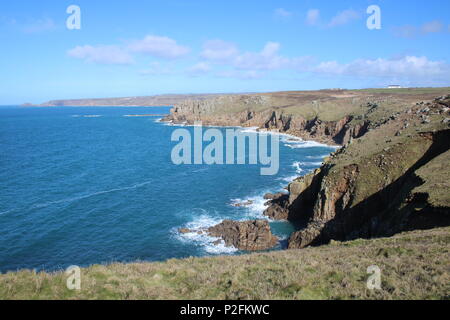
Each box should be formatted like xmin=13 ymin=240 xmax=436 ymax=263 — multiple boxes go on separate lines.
xmin=0 ymin=91 xmax=448 ymax=300
xmin=159 ymin=117 xmax=339 ymax=253
xmin=161 ymin=91 xmax=450 ymax=250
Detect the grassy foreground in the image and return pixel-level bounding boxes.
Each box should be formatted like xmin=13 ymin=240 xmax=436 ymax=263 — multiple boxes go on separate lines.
xmin=1 ymin=227 xmax=449 ymax=300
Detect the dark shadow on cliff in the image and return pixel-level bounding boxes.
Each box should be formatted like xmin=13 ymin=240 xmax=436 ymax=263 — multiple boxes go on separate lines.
xmin=306 ymin=129 xmax=450 ymax=246
xmin=286 ymin=168 xmax=329 ymax=228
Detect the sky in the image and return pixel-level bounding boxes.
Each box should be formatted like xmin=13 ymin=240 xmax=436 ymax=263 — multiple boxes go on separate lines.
xmin=0 ymin=0 xmax=449 ymax=104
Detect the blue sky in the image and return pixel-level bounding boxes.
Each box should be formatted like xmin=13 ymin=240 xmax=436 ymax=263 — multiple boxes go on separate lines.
xmin=0 ymin=0 xmax=449 ymax=104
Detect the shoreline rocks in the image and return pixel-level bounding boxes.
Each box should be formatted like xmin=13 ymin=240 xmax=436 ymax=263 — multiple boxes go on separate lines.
xmin=263 ymin=193 xmax=290 ymax=220
xmin=231 ymin=200 xmax=254 ymax=208
xmin=208 ymin=220 xmax=279 ymax=251
xmin=178 ymin=220 xmax=279 ymax=251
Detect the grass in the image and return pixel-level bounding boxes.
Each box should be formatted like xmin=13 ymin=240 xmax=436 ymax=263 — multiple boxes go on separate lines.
xmin=194 ymin=87 xmax=450 ymax=122
xmin=0 ymin=227 xmax=449 ymax=300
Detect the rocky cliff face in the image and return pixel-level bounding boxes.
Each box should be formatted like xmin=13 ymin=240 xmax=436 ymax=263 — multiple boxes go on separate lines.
xmin=164 ymin=95 xmax=370 ymax=145
xmin=271 ymin=96 xmax=450 ymax=248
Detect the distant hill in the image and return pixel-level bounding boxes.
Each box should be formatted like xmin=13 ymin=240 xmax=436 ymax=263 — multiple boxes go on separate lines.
xmin=35 ymin=94 xmax=229 ymax=107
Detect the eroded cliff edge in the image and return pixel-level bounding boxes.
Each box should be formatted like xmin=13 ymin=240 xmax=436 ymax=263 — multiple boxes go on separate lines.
xmin=164 ymin=89 xmax=450 ymax=249
xmin=284 ymin=96 xmax=450 ymax=248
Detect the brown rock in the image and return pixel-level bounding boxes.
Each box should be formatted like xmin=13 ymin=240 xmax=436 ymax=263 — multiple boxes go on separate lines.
xmin=263 ymin=203 xmax=289 ymax=220
xmin=263 ymin=193 xmax=290 ymax=220
xmin=207 ymin=220 xmax=278 ymax=251
xmin=263 ymin=192 xmax=286 ymax=200
xmin=232 ymin=200 xmax=254 ymax=207
xmin=288 ymin=223 xmax=323 ymax=249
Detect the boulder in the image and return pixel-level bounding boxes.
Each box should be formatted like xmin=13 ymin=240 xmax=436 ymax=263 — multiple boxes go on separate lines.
xmin=231 ymin=200 xmax=254 ymax=207
xmin=263 ymin=203 xmax=289 ymax=220
xmin=263 ymin=193 xmax=290 ymax=220
xmin=207 ymin=220 xmax=278 ymax=251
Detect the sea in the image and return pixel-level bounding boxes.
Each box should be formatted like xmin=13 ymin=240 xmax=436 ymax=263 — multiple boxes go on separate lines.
xmin=0 ymin=106 xmax=336 ymax=272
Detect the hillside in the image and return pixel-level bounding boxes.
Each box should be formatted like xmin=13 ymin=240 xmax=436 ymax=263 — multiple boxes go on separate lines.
xmin=35 ymin=94 xmax=229 ymax=107
xmin=0 ymin=227 xmax=448 ymax=300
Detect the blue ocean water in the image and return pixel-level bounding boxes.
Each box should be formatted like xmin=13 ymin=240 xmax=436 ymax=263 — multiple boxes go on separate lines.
xmin=0 ymin=106 xmax=335 ymax=272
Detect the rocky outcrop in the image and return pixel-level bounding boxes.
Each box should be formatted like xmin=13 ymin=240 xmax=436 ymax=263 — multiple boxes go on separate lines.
xmin=179 ymin=220 xmax=279 ymax=251
xmin=263 ymin=193 xmax=289 ymax=220
xmin=231 ymin=200 xmax=254 ymax=208
xmin=207 ymin=220 xmax=279 ymax=251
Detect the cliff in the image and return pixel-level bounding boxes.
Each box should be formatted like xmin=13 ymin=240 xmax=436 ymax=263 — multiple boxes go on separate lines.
xmin=164 ymin=88 xmax=450 ymax=248
xmin=36 ymin=94 xmax=226 ymax=107
xmin=164 ymin=88 xmax=449 ymax=145
xmin=273 ymin=95 xmax=450 ymax=248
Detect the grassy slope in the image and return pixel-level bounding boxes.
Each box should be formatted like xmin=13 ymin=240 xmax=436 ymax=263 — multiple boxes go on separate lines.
xmin=414 ymin=150 xmax=450 ymax=208
xmin=207 ymin=88 xmax=450 ymax=122
xmin=0 ymin=227 xmax=449 ymax=300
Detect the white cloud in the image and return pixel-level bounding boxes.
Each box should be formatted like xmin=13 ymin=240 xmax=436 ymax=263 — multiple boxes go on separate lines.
xmin=393 ymin=25 xmax=417 ymax=38
xmin=67 ymin=45 xmax=134 ymax=65
xmin=305 ymin=8 xmax=361 ymax=28
xmin=328 ymin=9 xmax=361 ymax=27
xmin=199 ymin=40 xmax=314 ymax=79
xmin=216 ymin=70 xmax=265 ymax=80
xmin=128 ymin=35 xmax=190 ymax=59
xmin=200 ymin=40 xmax=239 ymax=63
xmin=274 ymin=8 xmax=293 ymax=19
xmin=421 ymin=20 xmax=444 ymax=34
xmin=313 ymin=56 xmax=448 ymax=79
xmin=305 ymin=9 xmax=320 ymax=26
xmin=187 ymin=62 xmax=211 ymax=76
xmin=233 ymin=42 xmax=290 ymax=70
xmin=394 ymin=20 xmax=445 ymax=38
xmin=201 ymin=40 xmax=293 ymax=71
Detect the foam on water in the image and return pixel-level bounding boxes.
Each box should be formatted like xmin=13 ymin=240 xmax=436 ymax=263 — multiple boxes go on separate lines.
xmin=278 ymin=175 xmax=299 ymax=183
xmin=71 ymin=115 xmax=103 ymax=118
xmin=298 ymin=161 xmax=324 ymax=166
xmin=229 ymin=194 xmax=270 ymax=220
xmin=292 ymin=161 xmax=304 ymax=174
xmin=284 ymin=140 xmax=331 ymax=149
xmin=306 ymin=154 xmax=329 ymax=159
xmin=237 ymin=127 xmax=260 ymax=134
xmin=175 ymin=214 xmax=239 ymax=254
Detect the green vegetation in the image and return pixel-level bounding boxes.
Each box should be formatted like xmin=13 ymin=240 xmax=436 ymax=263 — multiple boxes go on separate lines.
xmin=1 ymin=227 xmax=449 ymax=300
xmin=203 ymin=87 xmax=450 ymax=121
